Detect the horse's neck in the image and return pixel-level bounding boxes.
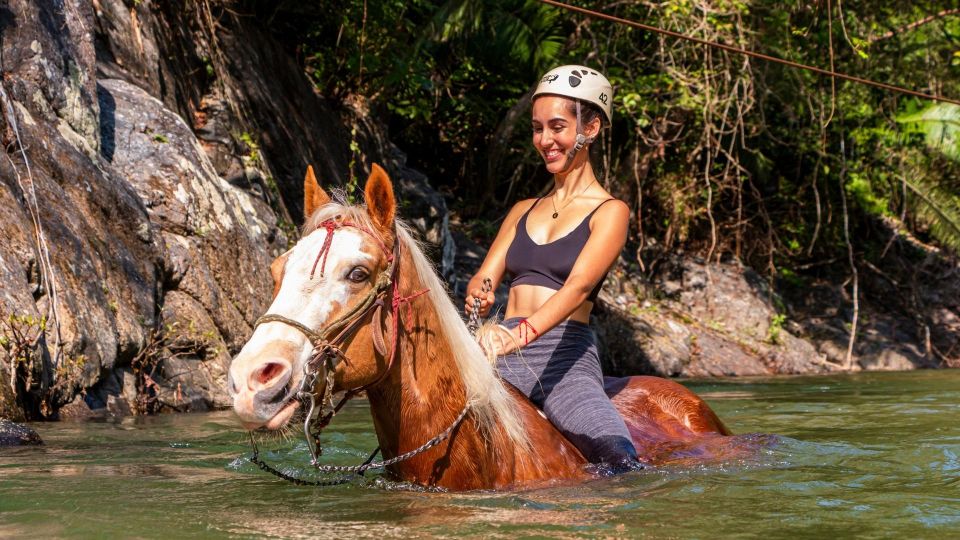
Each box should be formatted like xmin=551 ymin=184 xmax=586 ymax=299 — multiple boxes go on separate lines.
xmin=360 ymin=261 xmax=512 ymax=483
xmin=365 ymin=268 xmax=499 ymax=477
xmin=364 ymin=256 xmax=587 ymax=488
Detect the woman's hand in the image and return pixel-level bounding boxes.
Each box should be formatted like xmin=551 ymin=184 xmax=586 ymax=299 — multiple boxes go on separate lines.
xmin=464 ymin=286 xmax=496 ymax=318
xmin=490 ymin=325 xmax=519 ymax=356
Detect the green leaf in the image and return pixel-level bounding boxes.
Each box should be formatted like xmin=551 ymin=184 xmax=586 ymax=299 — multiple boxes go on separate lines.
xmin=896 ymin=103 xmax=960 ymax=162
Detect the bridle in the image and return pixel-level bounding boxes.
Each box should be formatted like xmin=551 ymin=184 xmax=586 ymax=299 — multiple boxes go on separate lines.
xmin=246 ymin=215 xmax=469 ymax=486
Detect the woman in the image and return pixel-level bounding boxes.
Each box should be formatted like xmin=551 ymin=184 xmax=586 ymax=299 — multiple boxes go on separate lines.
xmin=464 ymin=65 xmax=639 ymax=471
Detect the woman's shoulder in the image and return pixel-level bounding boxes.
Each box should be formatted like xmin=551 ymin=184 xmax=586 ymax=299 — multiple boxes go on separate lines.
xmin=588 ymin=197 xmax=629 ymax=227
xmin=503 ymin=198 xmax=541 ymax=222
xmin=592 ymin=196 xmax=629 ymax=216
xmin=513 ymin=197 xmax=541 ymax=212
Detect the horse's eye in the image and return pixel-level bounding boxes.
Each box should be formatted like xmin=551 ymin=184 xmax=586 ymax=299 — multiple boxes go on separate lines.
xmin=347 ymin=266 xmax=369 ymax=283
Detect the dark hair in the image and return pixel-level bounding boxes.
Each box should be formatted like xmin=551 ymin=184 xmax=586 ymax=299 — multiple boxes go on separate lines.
xmin=564 ymin=99 xmax=606 ymax=130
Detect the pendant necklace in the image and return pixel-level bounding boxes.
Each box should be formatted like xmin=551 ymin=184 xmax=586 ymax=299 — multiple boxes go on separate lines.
xmin=551 ymin=179 xmax=596 ymax=219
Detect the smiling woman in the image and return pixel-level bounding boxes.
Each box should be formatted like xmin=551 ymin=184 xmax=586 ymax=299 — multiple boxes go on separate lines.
xmin=464 ymin=65 xmax=640 ymax=471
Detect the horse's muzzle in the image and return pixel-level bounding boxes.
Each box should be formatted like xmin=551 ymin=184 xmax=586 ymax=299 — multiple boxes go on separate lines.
xmin=229 ymin=356 xmax=296 ymax=430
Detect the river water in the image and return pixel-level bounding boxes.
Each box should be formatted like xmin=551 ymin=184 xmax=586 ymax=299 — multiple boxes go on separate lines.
xmin=2 ymin=370 xmax=958 ymax=538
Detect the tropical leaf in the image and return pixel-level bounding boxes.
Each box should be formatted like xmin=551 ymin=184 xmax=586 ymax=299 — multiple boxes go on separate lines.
xmin=903 ymin=175 xmax=960 ymax=253
xmin=896 ymin=103 xmax=960 ymax=162
xmin=420 ymin=0 xmax=565 ymax=73
xmin=428 ymin=0 xmax=484 ymax=43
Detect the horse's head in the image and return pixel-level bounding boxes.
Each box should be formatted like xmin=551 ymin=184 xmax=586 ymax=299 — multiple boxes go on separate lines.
xmin=228 ymin=164 xmax=398 ymax=430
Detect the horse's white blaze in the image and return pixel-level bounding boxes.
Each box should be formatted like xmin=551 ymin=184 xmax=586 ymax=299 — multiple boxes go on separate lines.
xmin=229 ymin=226 xmax=374 ymax=425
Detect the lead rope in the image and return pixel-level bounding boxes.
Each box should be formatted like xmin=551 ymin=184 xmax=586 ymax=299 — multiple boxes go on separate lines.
xmin=467 ymin=278 xmax=493 ymax=336
xmin=247 ymin=405 xmax=469 ymax=484
xmin=309 ymin=404 xmax=469 ymax=474
xmin=248 ymin=431 xmax=353 ymax=486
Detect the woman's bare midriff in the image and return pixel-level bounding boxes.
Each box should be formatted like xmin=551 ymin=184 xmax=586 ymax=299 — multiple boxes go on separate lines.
xmin=505 ymin=284 xmax=593 ymax=323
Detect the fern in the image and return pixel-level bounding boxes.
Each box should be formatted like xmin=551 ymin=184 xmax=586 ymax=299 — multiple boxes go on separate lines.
xmin=422 ymin=0 xmax=565 ymax=73
xmin=903 ymin=176 xmax=960 ymax=253
xmin=893 ymin=103 xmax=960 ymax=252
xmin=896 ymin=103 xmax=960 ymax=162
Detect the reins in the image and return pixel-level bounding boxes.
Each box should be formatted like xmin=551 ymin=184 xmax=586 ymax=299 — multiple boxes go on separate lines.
xmin=246 ymin=216 xmax=470 ymax=486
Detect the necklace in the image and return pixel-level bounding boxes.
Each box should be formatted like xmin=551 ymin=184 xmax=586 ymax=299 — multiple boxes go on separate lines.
xmin=551 ymin=179 xmax=596 ymax=219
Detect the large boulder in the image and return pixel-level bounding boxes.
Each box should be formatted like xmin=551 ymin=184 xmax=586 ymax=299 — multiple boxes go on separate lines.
xmin=1 ymin=0 xmax=159 ymax=412
xmin=82 ymin=78 xmax=283 ymax=412
xmin=595 ymin=257 xmax=829 ymax=377
xmin=93 ymin=0 xmax=454 ymax=273
xmin=0 ymin=0 xmax=284 ymax=418
xmin=0 ymin=419 xmax=42 ymax=447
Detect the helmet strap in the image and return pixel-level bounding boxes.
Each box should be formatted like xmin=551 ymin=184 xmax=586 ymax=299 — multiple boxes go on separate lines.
xmin=567 ymin=100 xmax=595 ymax=161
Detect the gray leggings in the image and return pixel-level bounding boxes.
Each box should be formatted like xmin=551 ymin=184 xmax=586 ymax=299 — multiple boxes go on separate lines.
xmin=497 ymin=318 xmax=637 ymax=465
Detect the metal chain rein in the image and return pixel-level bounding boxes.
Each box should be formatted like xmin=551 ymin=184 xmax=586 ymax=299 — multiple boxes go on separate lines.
xmin=311 ymin=403 xmax=470 ymax=474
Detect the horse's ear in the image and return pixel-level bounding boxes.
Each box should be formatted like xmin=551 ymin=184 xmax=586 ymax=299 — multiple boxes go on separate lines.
xmin=303 ymin=165 xmax=330 ymax=221
xmin=364 ymin=163 xmax=395 ymax=234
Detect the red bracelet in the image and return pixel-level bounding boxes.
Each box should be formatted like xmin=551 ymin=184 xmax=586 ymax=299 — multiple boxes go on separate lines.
xmin=518 ymin=319 xmax=540 ymax=345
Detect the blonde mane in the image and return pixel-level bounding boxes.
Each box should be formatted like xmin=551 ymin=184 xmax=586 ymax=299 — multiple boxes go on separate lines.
xmin=304 ymin=193 xmax=529 ymax=450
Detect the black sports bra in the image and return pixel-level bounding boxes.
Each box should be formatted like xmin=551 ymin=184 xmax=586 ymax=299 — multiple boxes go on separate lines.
xmin=504 ymin=198 xmax=616 ymax=302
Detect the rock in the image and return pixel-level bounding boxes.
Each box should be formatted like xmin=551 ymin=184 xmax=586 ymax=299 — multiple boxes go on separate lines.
xmin=0 ymin=368 xmax=25 ymax=423
xmin=0 ymin=419 xmax=42 ymax=446
xmin=787 ymin=270 xmax=948 ymax=372
xmin=858 ymin=346 xmax=923 ymax=371
xmin=1 ymin=0 xmax=458 ymax=421
xmin=153 ymin=291 xmax=233 ymax=411
xmin=684 ymin=329 xmax=770 ymax=377
xmin=106 ymin=394 xmax=133 ymax=417
xmin=591 ymin=257 xmax=830 ymax=377
xmin=593 ymin=302 xmax=692 ymax=376
xmin=654 ymin=258 xmax=777 ymax=343
xmin=57 ymin=395 xmax=100 ymax=421
xmin=1 ymin=0 xmax=160 ymax=411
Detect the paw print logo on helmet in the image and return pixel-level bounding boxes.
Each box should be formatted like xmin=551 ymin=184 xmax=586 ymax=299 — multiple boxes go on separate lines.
xmin=567 ymin=68 xmax=598 ymax=88
xmin=533 ymin=65 xmax=613 ymax=124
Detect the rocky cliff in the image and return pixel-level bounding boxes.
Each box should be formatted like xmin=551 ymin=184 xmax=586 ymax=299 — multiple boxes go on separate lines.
xmin=0 ymin=0 xmax=451 ymax=420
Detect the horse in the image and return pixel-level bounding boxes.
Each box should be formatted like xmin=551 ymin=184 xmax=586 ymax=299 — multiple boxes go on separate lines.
xmin=228 ymin=164 xmax=733 ymax=490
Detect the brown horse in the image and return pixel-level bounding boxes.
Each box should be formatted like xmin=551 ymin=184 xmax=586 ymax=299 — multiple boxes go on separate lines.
xmin=228 ymin=165 xmax=732 ymax=490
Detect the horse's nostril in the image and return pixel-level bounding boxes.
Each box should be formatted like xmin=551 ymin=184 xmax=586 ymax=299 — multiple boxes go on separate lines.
xmin=255 ymin=362 xmax=286 ymax=386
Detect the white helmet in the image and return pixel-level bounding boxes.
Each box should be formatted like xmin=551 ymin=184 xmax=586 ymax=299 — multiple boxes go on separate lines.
xmin=533 ymin=65 xmax=613 ymax=124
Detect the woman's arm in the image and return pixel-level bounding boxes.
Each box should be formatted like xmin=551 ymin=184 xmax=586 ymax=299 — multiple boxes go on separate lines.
xmin=495 ymin=199 xmax=630 ymax=354
xmin=464 ymin=199 xmax=539 ymax=317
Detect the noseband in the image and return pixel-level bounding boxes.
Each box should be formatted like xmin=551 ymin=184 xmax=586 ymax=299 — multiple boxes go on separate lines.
xmin=247 ymin=216 xmax=468 ymax=486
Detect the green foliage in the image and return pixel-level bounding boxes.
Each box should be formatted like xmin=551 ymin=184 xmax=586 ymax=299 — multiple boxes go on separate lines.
xmin=238 ymin=132 xmax=260 ymax=165
xmin=0 ymin=312 xmax=85 ymax=419
xmin=767 ymin=313 xmax=787 ymax=345
xmin=903 ymin=176 xmax=960 ymax=253
xmin=279 ymin=0 xmax=960 ymax=265
xmin=897 ymin=103 xmax=960 ymax=162
xmin=846 ymin=173 xmax=891 ymax=218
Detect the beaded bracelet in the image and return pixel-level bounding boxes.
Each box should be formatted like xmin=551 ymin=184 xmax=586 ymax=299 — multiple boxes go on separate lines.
xmin=518 ymin=319 xmax=540 ymax=345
